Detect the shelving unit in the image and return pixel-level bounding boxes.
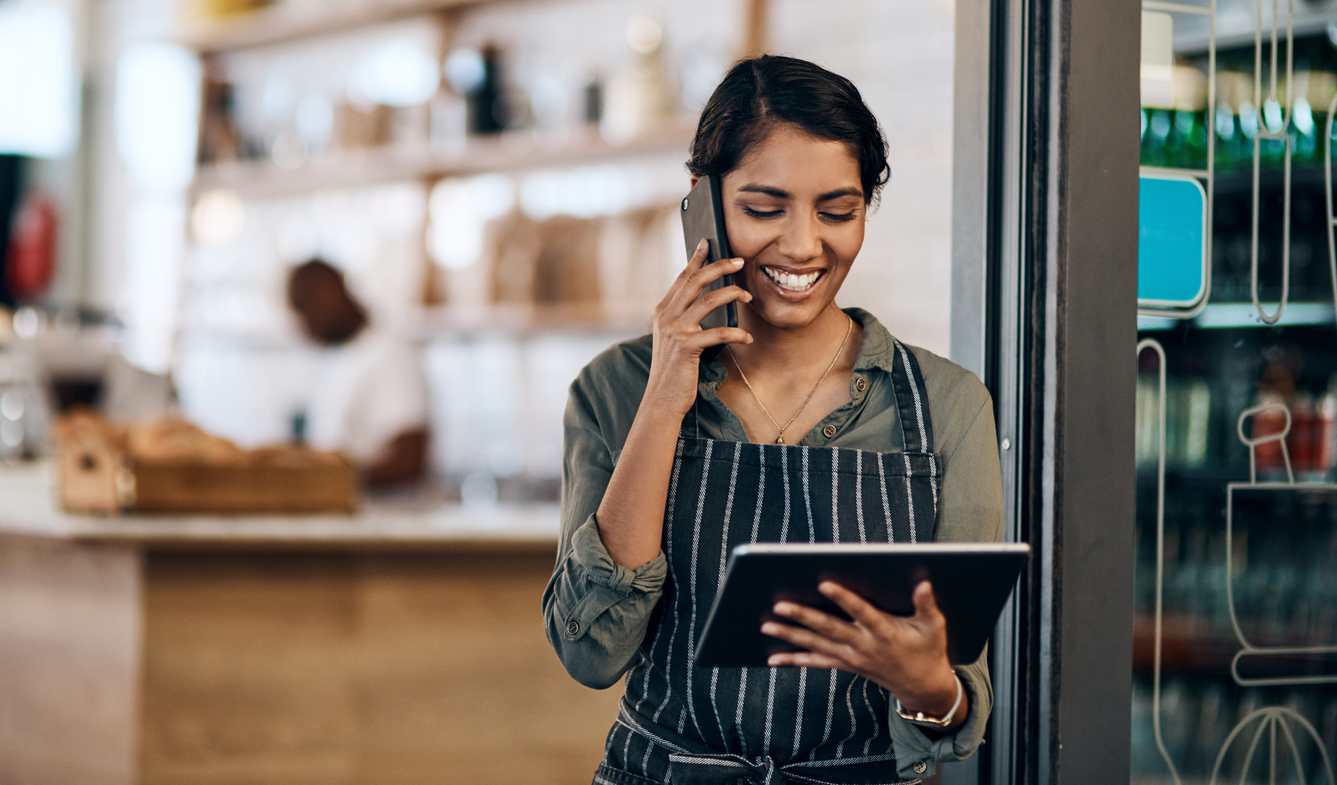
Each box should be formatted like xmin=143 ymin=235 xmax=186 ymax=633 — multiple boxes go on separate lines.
xmin=175 ymin=0 xmax=489 ymax=53
xmin=416 ymin=303 xmax=649 ymax=337
xmin=170 ymin=0 xmax=722 ymax=481
xmin=1133 ymin=615 xmax=1246 ymax=677
xmin=1138 ymin=302 xmax=1337 ymax=331
xmin=1133 ymin=615 xmax=1337 ymax=679
xmin=191 ymin=116 xmax=699 ymax=197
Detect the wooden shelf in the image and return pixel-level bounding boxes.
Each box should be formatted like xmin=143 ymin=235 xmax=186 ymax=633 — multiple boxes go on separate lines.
xmin=175 ymin=306 xmax=649 ymax=347
xmin=415 ymin=304 xmax=649 ymax=337
xmin=176 ymin=0 xmax=489 ymax=54
xmin=192 ymin=117 xmax=699 ymax=197
xmin=1133 ymin=614 xmax=1337 ymax=678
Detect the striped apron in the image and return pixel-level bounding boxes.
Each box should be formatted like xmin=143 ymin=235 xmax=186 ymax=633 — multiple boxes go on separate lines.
xmin=594 ymin=342 xmax=941 ymax=785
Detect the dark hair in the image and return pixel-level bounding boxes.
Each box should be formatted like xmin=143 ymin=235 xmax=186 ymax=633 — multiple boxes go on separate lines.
xmin=687 ymin=55 xmax=890 ymax=206
xmin=286 ymin=258 xmax=348 ymax=310
xmin=286 ymin=258 xmax=367 ymax=345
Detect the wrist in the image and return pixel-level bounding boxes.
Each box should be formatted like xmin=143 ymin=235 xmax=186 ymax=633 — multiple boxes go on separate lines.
xmin=894 ymin=671 xmax=964 ymax=731
xmin=895 ymin=667 xmax=961 ymax=718
xmin=633 ymin=397 xmax=690 ymax=433
xmin=639 ymin=379 xmax=696 ymax=420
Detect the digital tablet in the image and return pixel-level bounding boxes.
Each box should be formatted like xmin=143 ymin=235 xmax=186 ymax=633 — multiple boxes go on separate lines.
xmin=693 ymin=542 xmax=1030 ymax=668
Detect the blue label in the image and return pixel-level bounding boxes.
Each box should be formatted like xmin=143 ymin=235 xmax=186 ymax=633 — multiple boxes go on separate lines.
xmin=1138 ymin=174 xmax=1207 ymax=308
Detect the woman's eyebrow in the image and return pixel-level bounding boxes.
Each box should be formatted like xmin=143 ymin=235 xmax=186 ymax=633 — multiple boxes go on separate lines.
xmin=736 ymin=184 xmax=864 ymax=202
xmin=737 ymin=184 xmax=789 ymax=198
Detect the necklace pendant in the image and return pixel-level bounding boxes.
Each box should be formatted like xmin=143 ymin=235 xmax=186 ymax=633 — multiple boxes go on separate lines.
xmin=775 ymin=436 xmax=785 ymax=444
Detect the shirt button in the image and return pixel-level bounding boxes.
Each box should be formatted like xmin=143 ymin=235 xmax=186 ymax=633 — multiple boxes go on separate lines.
xmin=913 ymin=761 xmax=928 ymax=774
xmin=822 ymin=425 xmax=837 ymax=439
xmin=855 ymin=377 xmax=867 ymax=392
xmin=566 ymin=620 xmax=580 ymax=637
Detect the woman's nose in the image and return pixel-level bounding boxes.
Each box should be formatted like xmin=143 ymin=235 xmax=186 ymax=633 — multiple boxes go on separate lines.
xmin=776 ymin=214 xmax=823 ymax=262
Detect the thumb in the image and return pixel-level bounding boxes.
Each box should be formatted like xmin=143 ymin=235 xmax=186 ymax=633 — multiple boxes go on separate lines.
xmin=911 ymin=580 xmax=941 ymax=619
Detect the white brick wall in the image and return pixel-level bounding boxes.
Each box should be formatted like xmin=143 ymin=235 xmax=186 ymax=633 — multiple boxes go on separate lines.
xmin=770 ymin=0 xmax=956 ymax=356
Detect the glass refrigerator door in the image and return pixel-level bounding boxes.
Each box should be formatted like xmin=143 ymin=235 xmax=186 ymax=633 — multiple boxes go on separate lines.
xmin=1134 ymin=2 xmax=1337 ymax=782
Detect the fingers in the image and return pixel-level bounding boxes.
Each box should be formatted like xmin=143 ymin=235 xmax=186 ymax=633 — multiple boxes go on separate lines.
xmin=760 ymin=619 xmax=851 ymax=659
xmin=697 ymin=327 xmax=753 ymax=348
xmin=661 ymin=241 xmax=715 ymax=306
xmin=766 ymin=650 xmax=846 ymax=670
xmin=911 ymin=580 xmax=943 ymax=620
xmin=669 ymin=257 xmax=744 ymax=312
xmin=685 ymin=284 xmax=752 ymax=324
xmin=818 ymin=582 xmax=889 ymax=629
xmin=688 ymin=237 xmax=708 ymax=268
xmin=768 ymin=602 xmax=857 ymax=643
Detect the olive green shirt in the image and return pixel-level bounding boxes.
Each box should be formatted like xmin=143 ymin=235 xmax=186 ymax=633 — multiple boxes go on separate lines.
xmin=543 ymin=308 xmax=1005 ymax=780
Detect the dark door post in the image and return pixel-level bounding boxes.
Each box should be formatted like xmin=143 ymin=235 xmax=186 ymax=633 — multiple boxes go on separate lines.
xmin=951 ymin=0 xmax=1140 ymax=782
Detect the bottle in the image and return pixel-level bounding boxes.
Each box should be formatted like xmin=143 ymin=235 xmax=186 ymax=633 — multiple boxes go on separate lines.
xmin=601 ymin=17 xmax=677 ymax=143
xmin=1253 ymin=390 xmax=1289 ymax=477
xmin=1289 ymin=391 xmax=1315 ymax=476
xmin=1317 ymin=375 xmax=1337 ymax=478
xmin=461 ymin=45 xmax=505 ymax=136
xmin=1144 ymin=108 xmax=1173 ymax=167
xmin=1170 ymin=109 xmax=1207 ymax=170
xmin=1183 ymin=379 xmax=1211 ymax=467
xmin=584 ymin=73 xmax=604 ymax=126
xmin=1213 ymin=102 xmax=1239 ymax=172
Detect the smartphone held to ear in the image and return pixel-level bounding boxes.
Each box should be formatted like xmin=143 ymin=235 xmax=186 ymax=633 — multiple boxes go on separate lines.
xmin=680 ymin=175 xmax=739 ymax=331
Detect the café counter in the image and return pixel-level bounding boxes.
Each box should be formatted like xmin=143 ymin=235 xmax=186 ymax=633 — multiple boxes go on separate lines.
xmin=0 ymin=463 xmax=622 ymax=785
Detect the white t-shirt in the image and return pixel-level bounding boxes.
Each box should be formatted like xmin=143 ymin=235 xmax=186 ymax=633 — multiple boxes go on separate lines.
xmin=305 ymin=328 xmax=430 ymax=464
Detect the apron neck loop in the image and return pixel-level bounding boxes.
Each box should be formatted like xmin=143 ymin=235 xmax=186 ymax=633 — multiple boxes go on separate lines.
xmin=890 ymin=340 xmax=935 ymax=454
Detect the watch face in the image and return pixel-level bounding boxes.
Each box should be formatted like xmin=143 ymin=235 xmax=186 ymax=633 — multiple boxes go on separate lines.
xmin=894 ymin=674 xmax=963 ymax=728
xmin=899 ymin=710 xmax=952 ymax=728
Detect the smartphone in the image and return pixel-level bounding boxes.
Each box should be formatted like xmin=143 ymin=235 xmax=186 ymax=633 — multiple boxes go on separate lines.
xmin=680 ymin=175 xmax=739 ymax=331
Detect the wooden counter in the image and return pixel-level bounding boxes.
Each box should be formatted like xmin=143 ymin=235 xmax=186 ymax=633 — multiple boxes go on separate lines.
xmin=0 ymin=464 xmax=623 ymax=785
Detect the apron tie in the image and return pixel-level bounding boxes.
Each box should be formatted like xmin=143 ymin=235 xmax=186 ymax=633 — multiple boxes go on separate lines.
xmin=667 ymin=752 xmax=783 ymax=785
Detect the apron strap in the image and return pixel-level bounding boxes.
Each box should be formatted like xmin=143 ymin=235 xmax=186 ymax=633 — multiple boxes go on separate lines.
xmin=617 ymin=702 xmax=915 ymax=785
xmin=890 ymin=340 xmax=934 ymax=454
xmin=665 ymin=752 xmax=918 ymax=785
xmin=667 ymin=752 xmax=782 ymax=785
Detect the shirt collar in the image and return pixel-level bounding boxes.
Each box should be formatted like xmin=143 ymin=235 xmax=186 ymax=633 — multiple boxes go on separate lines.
xmin=698 ymin=307 xmax=900 ymax=385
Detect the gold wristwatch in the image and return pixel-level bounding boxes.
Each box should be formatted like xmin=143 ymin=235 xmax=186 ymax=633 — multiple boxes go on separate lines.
xmin=893 ymin=672 xmax=964 ymax=729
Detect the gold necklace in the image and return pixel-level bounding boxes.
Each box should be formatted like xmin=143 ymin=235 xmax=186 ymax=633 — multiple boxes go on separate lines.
xmin=726 ymin=315 xmax=853 ymax=444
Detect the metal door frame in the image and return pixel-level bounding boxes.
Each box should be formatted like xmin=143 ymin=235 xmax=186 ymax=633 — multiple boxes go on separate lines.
xmin=950 ymin=0 xmax=1140 ymax=782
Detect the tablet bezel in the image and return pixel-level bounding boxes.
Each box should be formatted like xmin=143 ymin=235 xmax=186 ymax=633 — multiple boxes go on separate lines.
xmin=692 ymin=542 xmax=1031 ymax=668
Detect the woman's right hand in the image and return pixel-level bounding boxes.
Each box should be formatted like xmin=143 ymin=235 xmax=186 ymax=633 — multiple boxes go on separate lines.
xmin=645 ymin=239 xmax=754 ymax=416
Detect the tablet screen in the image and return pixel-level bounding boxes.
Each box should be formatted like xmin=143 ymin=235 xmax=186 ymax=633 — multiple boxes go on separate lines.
xmin=693 ymin=542 xmax=1030 ymax=668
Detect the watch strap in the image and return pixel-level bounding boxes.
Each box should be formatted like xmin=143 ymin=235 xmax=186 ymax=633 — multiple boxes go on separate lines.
xmin=893 ymin=672 xmax=964 ymax=729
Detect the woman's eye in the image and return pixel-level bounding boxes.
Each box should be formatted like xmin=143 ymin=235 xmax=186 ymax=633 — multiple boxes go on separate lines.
xmin=821 ymin=212 xmax=857 ymax=223
xmin=742 ymin=206 xmax=782 ymax=219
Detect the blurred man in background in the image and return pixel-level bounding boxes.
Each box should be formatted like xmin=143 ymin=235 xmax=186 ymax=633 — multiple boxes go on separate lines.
xmin=287 ymin=259 xmax=429 ymax=486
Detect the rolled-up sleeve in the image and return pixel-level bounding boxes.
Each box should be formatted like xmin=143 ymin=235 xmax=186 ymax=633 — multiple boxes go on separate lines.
xmin=542 ymin=364 xmax=667 ymax=689
xmin=886 ymin=647 xmax=992 ymax=780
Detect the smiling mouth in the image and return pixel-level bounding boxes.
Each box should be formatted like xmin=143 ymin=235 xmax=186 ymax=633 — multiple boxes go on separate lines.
xmin=761 ymin=266 xmax=825 ymax=293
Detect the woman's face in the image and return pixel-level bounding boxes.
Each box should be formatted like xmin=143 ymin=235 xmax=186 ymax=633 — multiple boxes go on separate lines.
xmin=719 ymin=124 xmax=866 ymax=331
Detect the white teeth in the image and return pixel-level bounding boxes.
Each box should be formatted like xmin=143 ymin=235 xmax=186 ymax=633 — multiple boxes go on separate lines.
xmin=763 ymin=267 xmax=821 ymax=292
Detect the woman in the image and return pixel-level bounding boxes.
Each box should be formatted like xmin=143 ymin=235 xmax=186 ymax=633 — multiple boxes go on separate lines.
xmin=543 ymin=55 xmax=1003 ymax=785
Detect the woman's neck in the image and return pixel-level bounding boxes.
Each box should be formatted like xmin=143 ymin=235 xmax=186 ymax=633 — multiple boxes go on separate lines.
xmin=728 ymin=303 xmax=856 ymax=383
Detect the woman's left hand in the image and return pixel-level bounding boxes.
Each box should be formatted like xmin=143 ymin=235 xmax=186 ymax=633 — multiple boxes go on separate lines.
xmin=761 ymin=580 xmax=965 ymax=728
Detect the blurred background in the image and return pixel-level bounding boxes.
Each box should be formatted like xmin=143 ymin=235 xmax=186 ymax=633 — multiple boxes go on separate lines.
xmin=14 ymin=0 xmax=1337 ymax=783
xmin=1132 ymin=3 xmax=1337 ymax=782
xmin=0 ymin=0 xmax=957 ymax=499
xmin=0 ymin=2 xmax=962 ymax=783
